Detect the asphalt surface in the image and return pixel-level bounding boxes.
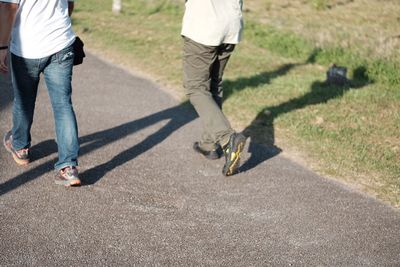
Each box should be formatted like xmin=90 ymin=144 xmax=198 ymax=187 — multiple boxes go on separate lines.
xmin=0 ymin=53 xmax=399 ymax=266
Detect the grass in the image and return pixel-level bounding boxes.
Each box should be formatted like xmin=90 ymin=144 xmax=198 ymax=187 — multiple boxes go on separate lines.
xmin=72 ymin=0 xmax=399 ymax=207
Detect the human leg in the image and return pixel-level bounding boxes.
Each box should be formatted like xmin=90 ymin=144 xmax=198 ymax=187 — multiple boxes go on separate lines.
xmin=210 ymin=43 xmax=236 ymax=109
xmin=43 ymin=44 xmax=79 ymax=172
xmin=10 ymin=53 xmax=41 ymax=151
xmin=4 ymin=54 xmax=42 ymax=165
xmin=212 ymin=44 xmax=246 ymax=175
xmin=199 ymin=43 xmax=236 ymax=155
xmin=183 ymin=37 xmax=234 ymax=151
xmin=183 ymin=38 xmax=246 ymax=175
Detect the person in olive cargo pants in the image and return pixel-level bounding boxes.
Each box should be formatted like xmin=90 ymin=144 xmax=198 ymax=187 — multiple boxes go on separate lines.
xmin=181 ymin=0 xmax=246 ymax=176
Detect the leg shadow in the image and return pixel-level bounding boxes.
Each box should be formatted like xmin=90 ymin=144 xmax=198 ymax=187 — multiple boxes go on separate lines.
xmin=234 ymin=65 xmax=371 ymax=173
xmin=0 ymin=102 xmax=197 ymax=195
xmin=80 ymin=108 xmax=196 ymax=185
xmin=29 ymin=139 xmax=58 ymax=162
xmin=239 ymin=141 xmax=282 ymax=173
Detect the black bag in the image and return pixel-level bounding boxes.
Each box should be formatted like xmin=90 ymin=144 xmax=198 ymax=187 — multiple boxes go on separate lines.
xmin=73 ymin=36 xmax=86 ymax=65
xmin=326 ymin=64 xmax=348 ymax=86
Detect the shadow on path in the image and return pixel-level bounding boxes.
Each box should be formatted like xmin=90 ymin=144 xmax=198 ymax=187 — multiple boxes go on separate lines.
xmin=79 ymin=102 xmax=196 ymax=185
xmin=222 ymin=52 xmax=371 ymax=173
xmin=0 ymin=102 xmax=196 ymax=195
xmin=1 ymin=50 xmax=372 ymax=193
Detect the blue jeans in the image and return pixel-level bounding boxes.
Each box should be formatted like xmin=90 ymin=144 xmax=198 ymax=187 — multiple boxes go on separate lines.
xmin=10 ymin=44 xmax=79 ymax=171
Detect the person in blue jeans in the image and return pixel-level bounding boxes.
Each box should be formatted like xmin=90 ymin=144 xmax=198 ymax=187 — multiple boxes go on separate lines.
xmin=0 ymin=0 xmax=81 ymax=186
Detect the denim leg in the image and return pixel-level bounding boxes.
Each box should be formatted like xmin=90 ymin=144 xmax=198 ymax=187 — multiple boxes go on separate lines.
xmin=10 ymin=54 xmax=41 ymax=150
xmin=43 ymin=45 xmax=79 ymax=170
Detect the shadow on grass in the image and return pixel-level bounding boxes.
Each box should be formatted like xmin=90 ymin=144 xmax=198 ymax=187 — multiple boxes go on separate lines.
xmin=223 ymin=53 xmax=371 ymax=173
xmin=0 ymin=102 xmax=196 ymax=195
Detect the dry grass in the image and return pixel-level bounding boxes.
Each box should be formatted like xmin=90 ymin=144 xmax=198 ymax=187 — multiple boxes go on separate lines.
xmin=245 ymin=0 xmax=400 ymax=61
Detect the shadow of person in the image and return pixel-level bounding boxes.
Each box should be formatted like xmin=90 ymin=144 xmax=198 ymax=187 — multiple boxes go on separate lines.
xmin=222 ymin=49 xmax=320 ymax=100
xmin=240 ymin=65 xmax=371 ymax=173
xmin=223 ymin=63 xmax=296 ymax=100
xmin=79 ymin=101 xmax=197 ymax=185
xmin=220 ymin=50 xmax=325 ymax=172
xmin=29 ymin=139 xmax=58 ymax=162
xmin=0 ymin=101 xmax=197 ymax=194
xmin=220 ymin=63 xmax=306 ymax=173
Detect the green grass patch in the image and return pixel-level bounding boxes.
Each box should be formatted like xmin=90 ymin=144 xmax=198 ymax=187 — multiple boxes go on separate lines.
xmin=246 ymin=21 xmax=400 ymax=86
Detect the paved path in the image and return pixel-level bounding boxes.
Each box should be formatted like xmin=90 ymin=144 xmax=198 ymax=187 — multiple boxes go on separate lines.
xmin=0 ymin=54 xmax=399 ymax=266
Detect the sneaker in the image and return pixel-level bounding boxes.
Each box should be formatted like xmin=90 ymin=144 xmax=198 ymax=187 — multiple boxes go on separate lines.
xmin=222 ymin=133 xmax=246 ymax=176
xmin=193 ymin=142 xmax=221 ymax=160
xmin=3 ymin=130 xmax=30 ymax=166
xmin=55 ymin=166 xmax=81 ymax=187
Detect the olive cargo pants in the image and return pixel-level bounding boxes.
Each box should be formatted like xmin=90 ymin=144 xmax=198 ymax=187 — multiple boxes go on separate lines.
xmin=183 ymin=37 xmax=235 ymax=151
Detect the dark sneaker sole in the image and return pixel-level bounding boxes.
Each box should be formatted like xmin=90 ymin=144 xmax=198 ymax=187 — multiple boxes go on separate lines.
xmin=193 ymin=142 xmax=221 ymax=160
xmin=223 ymin=134 xmax=246 ymax=176
xmin=3 ymin=133 xmax=29 ymax=166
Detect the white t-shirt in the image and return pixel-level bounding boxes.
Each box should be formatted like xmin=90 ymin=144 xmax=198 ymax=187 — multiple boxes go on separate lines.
xmin=181 ymin=0 xmax=243 ymax=46
xmin=3 ymin=0 xmax=75 ymax=59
